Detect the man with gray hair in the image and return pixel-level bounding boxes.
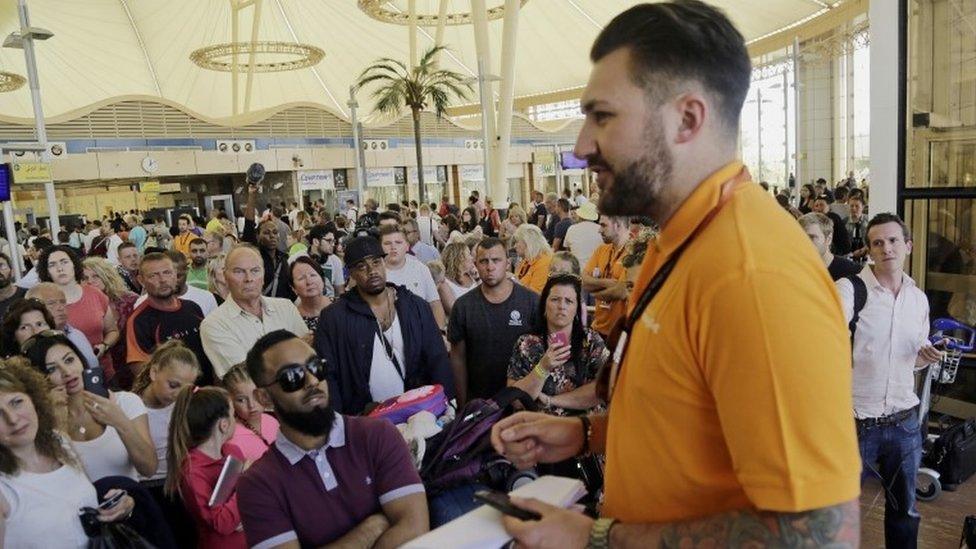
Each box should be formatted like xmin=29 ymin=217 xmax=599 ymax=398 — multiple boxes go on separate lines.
xmin=26 ymin=282 xmax=99 ymax=369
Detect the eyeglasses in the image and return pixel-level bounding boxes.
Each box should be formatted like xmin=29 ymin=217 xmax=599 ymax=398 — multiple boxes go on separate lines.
xmin=20 ymin=329 xmax=65 ymax=354
xmin=257 ymin=356 xmax=328 ymax=393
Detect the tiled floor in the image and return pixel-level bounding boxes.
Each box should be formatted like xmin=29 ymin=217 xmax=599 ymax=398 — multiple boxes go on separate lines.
xmin=861 ymin=476 xmax=975 ymax=548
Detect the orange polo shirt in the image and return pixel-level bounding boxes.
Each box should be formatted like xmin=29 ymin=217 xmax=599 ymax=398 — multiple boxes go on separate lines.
xmin=516 ymin=253 xmax=552 ymax=294
xmin=172 ymin=232 xmax=194 ymax=258
xmin=584 ymin=242 xmax=628 ymax=337
xmin=602 ymin=162 xmax=860 ymax=523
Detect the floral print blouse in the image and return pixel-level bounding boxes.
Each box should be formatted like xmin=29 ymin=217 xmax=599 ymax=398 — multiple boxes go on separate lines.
xmin=508 ymin=328 xmax=609 ymax=417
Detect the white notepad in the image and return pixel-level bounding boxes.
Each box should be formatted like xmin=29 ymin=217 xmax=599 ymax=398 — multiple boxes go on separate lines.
xmin=403 ymin=476 xmax=587 ymax=549
xmin=208 ymin=455 xmax=244 ymax=507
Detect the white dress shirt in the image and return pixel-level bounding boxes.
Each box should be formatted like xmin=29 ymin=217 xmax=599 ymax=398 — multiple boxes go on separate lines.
xmin=200 ymin=296 xmax=310 ymax=378
xmin=837 ymin=267 xmax=930 ymax=418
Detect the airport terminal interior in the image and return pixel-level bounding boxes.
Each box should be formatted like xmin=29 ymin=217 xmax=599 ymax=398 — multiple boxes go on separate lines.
xmin=0 ymin=0 xmax=975 ymax=547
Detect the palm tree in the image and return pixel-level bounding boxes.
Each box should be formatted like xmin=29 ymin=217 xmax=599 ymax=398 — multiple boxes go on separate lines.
xmin=356 ymin=46 xmax=472 ymax=205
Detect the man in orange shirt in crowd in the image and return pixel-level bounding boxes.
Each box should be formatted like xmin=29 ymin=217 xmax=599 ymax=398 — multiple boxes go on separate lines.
xmin=172 ymin=214 xmax=195 ymax=257
xmin=491 ymin=1 xmax=861 ymax=547
xmin=582 ymin=214 xmax=630 ymax=340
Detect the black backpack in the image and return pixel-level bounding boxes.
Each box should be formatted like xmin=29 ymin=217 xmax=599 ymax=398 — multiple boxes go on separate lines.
xmin=846 ymin=275 xmax=867 ymax=345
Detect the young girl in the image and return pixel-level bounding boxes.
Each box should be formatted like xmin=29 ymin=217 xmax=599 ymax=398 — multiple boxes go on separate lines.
xmin=133 ymin=341 xmax=201 ymax=546
xmin=222 ymin=365 xmax=279 ymax=461
xmin=167 ymin=386 xmax=246 ymax=549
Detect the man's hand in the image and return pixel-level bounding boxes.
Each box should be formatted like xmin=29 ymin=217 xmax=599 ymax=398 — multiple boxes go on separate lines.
xmin=490 ymin=412 xmax=583 ymax=470
xmin=916 ymin=340 xmax=945 ymax=367
xmin=503 ymin=497 xmax=592 ymax=549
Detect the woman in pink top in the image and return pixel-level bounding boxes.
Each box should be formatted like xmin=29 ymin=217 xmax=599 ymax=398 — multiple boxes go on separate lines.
xmin=38 ymin=246 xmax=119 ymax=379
xmin=167 ymin=385 xmax=246 ymax=549
xmin=221 ymin=365 xmax=279 ymax=461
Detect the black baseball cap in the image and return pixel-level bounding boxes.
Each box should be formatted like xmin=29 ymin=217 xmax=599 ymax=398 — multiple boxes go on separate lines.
xmin=344 ymin=236 xmax=385 ymax=267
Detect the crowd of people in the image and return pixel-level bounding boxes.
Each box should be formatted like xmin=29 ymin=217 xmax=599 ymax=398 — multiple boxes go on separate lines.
xmin=0 ymin=2 xmax=945 ymax=548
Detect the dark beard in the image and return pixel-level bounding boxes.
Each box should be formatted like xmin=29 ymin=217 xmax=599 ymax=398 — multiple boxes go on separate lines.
xmin=593 ymin=115 xmax=674 ymax=221
xmin=276 ymin=400 xmax=336 ymax=437
xmin=0 ymin=274 xmax=10 ymax=290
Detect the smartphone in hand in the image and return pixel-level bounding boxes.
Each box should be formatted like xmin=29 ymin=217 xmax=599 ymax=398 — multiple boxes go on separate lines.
xmin=473 ymin=490 xmax=542 ymax=521
xmin=549 ymin=332 xmax=569 ymax=348
xmin=83 ymin=366 xmax=110 ymax=398
xmin=97 ymin=490 xmax=126 ymax=510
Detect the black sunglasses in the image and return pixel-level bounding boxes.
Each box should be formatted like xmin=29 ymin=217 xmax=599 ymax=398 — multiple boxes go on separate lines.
xmin=258 ymin=356 xmax=328 ymax=393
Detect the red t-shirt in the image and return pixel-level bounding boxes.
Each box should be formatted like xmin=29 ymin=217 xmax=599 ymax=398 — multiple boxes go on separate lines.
xmin=181 ymin=443 xmax=247 ymax=549
xmin=66 ymin=285 xmax=112 ymax=374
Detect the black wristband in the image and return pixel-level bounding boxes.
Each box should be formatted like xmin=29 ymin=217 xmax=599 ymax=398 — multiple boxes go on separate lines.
xmin=579 ymin=415 xmax=591 ymax=456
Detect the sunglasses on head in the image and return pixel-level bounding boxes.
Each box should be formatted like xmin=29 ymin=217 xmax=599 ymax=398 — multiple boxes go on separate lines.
xmin=258 ymin=356 xmax=328 ymax=393
xmin=20 ymin=329 xmax=66 ymax=354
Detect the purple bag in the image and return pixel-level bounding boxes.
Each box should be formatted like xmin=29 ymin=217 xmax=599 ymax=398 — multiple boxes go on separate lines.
xmin=419 ymin=387 xmax=536 ymax=494
xmin=367 ymin=385 xmax=447 ymax=425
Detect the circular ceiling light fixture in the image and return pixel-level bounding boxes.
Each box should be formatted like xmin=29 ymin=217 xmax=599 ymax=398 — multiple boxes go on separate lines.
xmin=0 ymin=71 xmax=26 ymax=93
xmin=358 ymin=0 xmax=529 ymax=26
xmin=190 ymin=41 xmax=324 ymax=72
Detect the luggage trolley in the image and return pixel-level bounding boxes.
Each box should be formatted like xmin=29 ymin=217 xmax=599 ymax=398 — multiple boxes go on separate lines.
xmin=915 ymin=318 xmax=975 ymax=501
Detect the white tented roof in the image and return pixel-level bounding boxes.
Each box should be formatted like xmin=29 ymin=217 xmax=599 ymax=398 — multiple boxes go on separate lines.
xmin=0 ymin=0 xmax=839 ymax=122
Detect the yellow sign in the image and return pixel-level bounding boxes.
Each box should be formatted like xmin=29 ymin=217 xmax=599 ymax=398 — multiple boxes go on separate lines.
xmin=140 ymin=180 xmax=160 ymax=193
xmin=10 ymin=161 xmax=53 ymax=184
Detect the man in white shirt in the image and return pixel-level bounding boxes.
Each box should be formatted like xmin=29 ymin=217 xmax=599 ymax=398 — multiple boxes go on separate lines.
xmin=200 ymin=245 xmax=309 ymax=378
xmin=401 ymin=218 xmax=440 ymax=264
xmin=378 ymin=225 xmax=445 ymax=329
xmin=103 ymin=223 xmax=124 ymax=265
xmin=84 ymin=221 xmax=102 ymax=254
xmin=562 ymin=202 xmax=603 ymax=268
xmin=836 ymin=212 xmax=943 ymax=549
xmin=134 ymin=250 xmax=218 ymax=316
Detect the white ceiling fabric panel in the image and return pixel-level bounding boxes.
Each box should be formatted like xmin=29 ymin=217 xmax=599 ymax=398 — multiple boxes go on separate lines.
xmin=0 ymin=0 xmax=838 ymax=121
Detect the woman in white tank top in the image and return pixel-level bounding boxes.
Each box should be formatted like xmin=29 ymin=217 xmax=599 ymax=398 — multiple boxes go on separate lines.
xmin=436 ymin=243 xmax=480 ymax=315
xmin=0 ymin=361 xmax=133 ymax=548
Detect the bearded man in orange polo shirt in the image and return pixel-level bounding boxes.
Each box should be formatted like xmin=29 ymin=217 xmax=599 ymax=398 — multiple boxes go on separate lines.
xmin=491 ymin=2 xmax=861 ymax=547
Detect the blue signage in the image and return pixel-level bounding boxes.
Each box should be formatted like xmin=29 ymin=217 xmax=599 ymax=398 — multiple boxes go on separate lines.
xmin=0 ymin=164 xmax=10 ymax=202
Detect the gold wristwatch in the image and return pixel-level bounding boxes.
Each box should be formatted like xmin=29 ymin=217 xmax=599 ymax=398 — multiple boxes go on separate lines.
xmin=587 ymin=518 xmax=617 ymax=549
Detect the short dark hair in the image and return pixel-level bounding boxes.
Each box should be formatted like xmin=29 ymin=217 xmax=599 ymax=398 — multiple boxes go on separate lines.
xmin=867 ymin=212 xmax=911 ymax=243
xmin=245 ymin=329 xmax=301 ymax=385
xmin=1 ymin=298 xmax=56 ymax=357
xmin=378 ymin=211 xmax=401 ymax=224
xmin=118 ymin=241 xmax=137 ymax=253
xmin=164 ymin=249 xmax=186 ymax=269
xmin=139 ymin=252 xmax=172 ymax=273
xmin=37 ymin=245 xmax=83 ymax=284
xmin=477 ymin=237 xmax=505 ymax=254
xmin=31 ymin=237 xmax=53 ymax=253
xmin=307 ymin=223 xmax=339 ymax=246
xmin=289 ymin=255 xmax=325 ymax=287
xmin=189 ymin=238 xmax=207 ymax=248
xmin=590 ymin=0 xmax=750 ymax=131
xmin=557 ymin=198 xmax=572 ymax=213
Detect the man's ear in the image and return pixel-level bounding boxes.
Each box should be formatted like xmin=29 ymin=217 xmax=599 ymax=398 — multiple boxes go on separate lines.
xmin=254 ymin=386 xmax=272 ymax=410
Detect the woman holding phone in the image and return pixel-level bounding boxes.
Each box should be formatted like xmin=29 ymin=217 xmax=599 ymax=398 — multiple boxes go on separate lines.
xmin=0 ymin=360 xmax=134 ymax=548
xmin=506 ymin=274 xmax=608 ymax=416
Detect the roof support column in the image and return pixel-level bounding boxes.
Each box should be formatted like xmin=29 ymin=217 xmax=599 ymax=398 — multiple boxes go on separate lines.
xmin=471 ymin=0 xmax=496 ymax=203
xmin=492 ymin=0 xmax=520 ymax=206
xmin=231 ymin=1 xmax=240 ymax=115
xmin=433 ymin=0 xmax=449 ymax=68
xmin=408 ymin=0 xmax=418 ymax=69
xmin=243 ymin=0 xmax=263 ymax=113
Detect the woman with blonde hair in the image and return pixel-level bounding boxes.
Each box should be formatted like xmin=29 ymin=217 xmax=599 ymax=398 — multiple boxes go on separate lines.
xmin=82 ymin=256 xmax=139 ymax=386
xmin=512 ymin=223 xmax=553 ymax=294
xmin=500 ymin=204 xmax=526 ymax=242
xmin=437 ymin=242 xmax=478 ymax=315
xmin=0 ymin=360 xmax=135 ymax=548
xmin=207 ymin=253 xmax=229 ymax=305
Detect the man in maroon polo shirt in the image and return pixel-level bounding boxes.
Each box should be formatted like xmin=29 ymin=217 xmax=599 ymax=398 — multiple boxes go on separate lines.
xmin=237 ymin=330 xmax=428 ymax=549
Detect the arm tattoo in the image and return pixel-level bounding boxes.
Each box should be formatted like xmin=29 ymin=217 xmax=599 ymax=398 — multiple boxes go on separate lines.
xmin=656 ymin=500 xmax=859 ymax=548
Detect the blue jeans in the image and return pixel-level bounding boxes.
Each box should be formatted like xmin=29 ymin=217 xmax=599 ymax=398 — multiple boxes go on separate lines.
xmin=858 ymin=412 xmax=922 ymax=549
xmin=427 ymin=483 xmax=485 ymax=529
